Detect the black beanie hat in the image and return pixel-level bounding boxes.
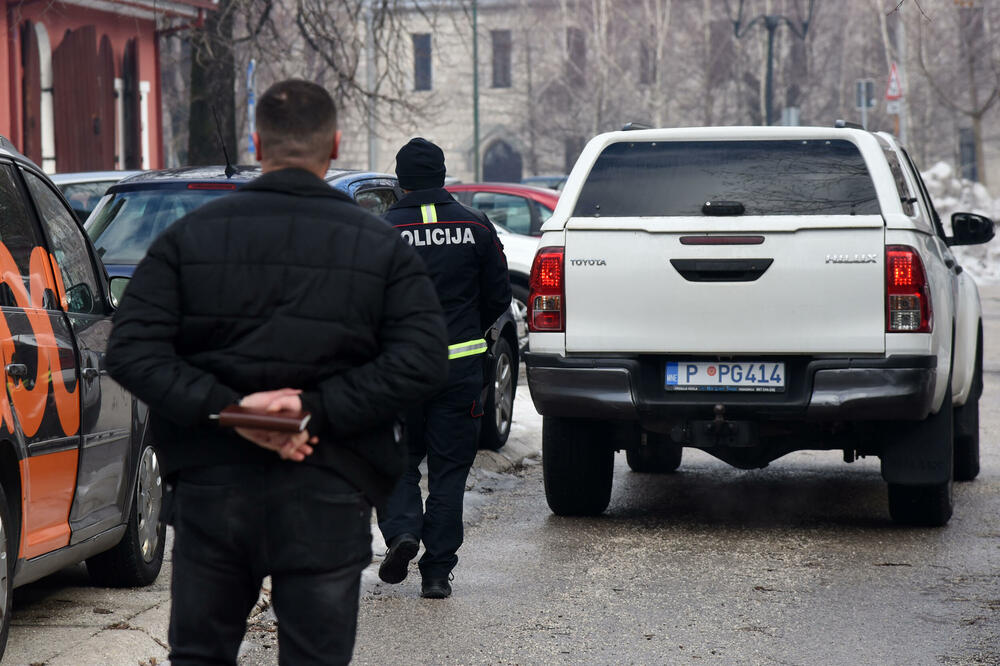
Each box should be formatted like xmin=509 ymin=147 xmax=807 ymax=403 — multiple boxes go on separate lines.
xmin=395 ymin=138 xmax=446 ymax=190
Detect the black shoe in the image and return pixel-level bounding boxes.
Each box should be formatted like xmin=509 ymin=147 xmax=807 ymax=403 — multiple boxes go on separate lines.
xmin=379 ymin=534 xmax=419 ymax=584
xmin=420 ymin=577 xmax=452 ymax=599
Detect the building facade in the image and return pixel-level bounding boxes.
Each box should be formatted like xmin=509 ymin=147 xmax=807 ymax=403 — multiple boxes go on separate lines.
xmin=1 ymin=0 xmax=211 ymax=173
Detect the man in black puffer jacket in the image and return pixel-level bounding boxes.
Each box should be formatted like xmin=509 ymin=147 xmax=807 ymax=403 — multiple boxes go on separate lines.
xmin=106 ymin=80 xmax=448 ymax=666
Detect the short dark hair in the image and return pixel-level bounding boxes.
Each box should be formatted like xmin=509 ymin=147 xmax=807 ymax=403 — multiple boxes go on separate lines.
xmin=256 ymin=79 xmax=337 ymax=164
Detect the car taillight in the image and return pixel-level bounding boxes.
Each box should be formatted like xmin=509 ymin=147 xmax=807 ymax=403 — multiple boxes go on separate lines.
xmin=886 ymin=245 xmax=932 ymax=333
xmin=528 ymin=247 xmax=564 ymax=332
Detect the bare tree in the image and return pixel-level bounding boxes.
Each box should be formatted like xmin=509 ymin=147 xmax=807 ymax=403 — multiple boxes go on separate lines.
xmin=916 ymin=2 xmax=1000 ymax=185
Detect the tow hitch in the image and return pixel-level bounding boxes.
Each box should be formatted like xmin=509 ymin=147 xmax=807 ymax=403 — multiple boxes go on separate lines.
xmin=671 ymin=404 xmax=758 ymax=448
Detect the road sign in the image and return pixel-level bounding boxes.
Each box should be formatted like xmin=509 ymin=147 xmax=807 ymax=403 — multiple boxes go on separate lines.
xmin=247 ymin=59 xmax=257 ymax=156
xmin=855 ymin=80 xmax=876 ymax=110
xmin=886 ymin=62 xmax=902 ymax=101
xmin=886 ymin=100 xmax=901 ymax=115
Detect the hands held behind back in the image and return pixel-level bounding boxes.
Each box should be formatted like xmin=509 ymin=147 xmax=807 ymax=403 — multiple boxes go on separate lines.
xmin=235 ymin=389 xmax=317 ymax=462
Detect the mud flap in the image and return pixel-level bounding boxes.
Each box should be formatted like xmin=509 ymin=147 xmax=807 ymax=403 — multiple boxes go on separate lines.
xmin=880 ymin=387 xmax=954 ymax=486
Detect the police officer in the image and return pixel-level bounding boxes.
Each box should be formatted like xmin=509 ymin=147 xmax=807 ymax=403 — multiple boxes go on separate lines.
xmin=378 ymin=138 xmax=512 ymax=599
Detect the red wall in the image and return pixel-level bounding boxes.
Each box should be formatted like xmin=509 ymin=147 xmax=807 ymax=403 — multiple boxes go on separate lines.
xmin=1 ymin=1 xmax=164 ymax=169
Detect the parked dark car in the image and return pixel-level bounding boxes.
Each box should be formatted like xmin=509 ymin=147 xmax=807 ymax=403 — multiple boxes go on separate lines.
xmin=0 ymin=139 xmax=161 ymax=658
xmin=50 ymin=170 xmax=142 ymax=222
xmin=86 ymin=166 xmax=520 ymax=450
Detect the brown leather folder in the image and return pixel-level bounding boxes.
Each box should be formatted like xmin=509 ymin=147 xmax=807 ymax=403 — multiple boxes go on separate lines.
xmin=212 ymin=405 xmax=312 ymax=433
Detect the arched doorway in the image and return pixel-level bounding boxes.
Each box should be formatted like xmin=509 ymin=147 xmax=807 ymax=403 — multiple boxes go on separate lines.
xmin=482 ymin=140 xmax=522 ymax=182
xmin=21 ymin=22 xmax=56 ymax=171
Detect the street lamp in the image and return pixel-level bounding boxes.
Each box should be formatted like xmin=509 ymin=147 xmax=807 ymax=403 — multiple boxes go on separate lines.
xmin=727 ymin=0 xmax=815 ymax=126
xmin=472 ymin=0 xmax=481 ymax=181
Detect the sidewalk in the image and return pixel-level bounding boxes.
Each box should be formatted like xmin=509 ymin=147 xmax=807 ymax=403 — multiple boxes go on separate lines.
xmin=3 ymin=372 xmax=542 ymax=666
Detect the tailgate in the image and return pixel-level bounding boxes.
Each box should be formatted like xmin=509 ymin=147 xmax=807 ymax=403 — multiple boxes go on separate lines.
xmin=564 ymin=215 xmax=886 ymax=354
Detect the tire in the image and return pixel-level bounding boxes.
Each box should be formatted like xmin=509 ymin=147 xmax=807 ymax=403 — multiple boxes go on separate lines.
xmin=511 ymin=284 xmax=529 ymax=350
xmin=87 ymin=444 xmax=165 ymax=587
xmin=626 ymin=431 xmax=682 ymax=473
xmin=0 ymin=484 xmax=14 ymax=657
xmin=884 ymin=385 xmax=954 ymax=527
xmin=888 ymin=481 xmax=953 ymax=527
xmin=953 ymin=325 xmax=983 ymax=482
xmin=479 ymin=336 xmax=516 ymax=451
xmin=543 ymin=417 xmax=614 ymax=516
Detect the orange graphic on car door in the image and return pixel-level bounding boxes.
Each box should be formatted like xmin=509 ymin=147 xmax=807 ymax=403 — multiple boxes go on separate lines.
xmin=0 ymin=244 xmax=82 ymax=558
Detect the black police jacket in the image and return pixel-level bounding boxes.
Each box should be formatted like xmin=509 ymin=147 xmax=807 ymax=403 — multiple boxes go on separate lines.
xmin=106 ymin=168 xmax=449 ymax=506
xmin=384 ymin=188 xmax=512 ymax=352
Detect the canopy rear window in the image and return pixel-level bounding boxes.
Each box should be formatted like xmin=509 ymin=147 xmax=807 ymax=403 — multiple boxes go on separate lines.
xmin=573 ymin=139 xmax=880 ymax=217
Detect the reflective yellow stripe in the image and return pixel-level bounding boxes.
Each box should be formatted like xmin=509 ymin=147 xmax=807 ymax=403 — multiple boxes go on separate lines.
xmin=420 ymin=204 xmax=438 ymax=224
xmin=448 ymin=338 xmax=488 ymax=359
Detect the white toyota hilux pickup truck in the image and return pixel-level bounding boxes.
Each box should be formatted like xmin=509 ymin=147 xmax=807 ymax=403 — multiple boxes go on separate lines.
xmin=525 ymin=125 xmax=994 ymax=526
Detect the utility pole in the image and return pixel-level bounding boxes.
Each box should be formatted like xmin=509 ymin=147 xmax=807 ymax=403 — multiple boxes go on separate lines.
xmin=730 ymin=0 xmax=815 ymax=126
xmin=472 ymin=0 xmax=481 ymax=181
xmin=895 ymin=9 xmax=908 ymax=145
xmin=366 ymin=2 xmax=377 ymax=171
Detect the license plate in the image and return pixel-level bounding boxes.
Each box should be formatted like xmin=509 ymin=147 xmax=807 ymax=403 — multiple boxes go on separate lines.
xmin=665 ymin=361 xmax=785 ymax=392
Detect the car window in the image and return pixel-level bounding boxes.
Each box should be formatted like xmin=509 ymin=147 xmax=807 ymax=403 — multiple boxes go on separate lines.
xmin=471 ymin=192 xmax=533 ymax=235
xmin=880 ymin=146 xmax=916 ymax=217
xmin=0 ymin=164 xmax=45 ymax=288
xmin=901 ymin=149 xmax=948 ymax=240
xmin=87 ymin=188 xmax=231 ymax=264
xmin=59 ymin=181 xmax=116 ymax=222
xmin=355 ymin=188 xmax=398 ymax=215
xmin=535 ymin=201 xmax=554 ymax=224
xmin=574 ymin=140 xmax=881 ymax=217
xmin=23 ymin=170 xmax=103 ymax=314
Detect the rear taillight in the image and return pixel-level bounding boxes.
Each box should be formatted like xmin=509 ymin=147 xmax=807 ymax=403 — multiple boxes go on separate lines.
xmin=528 ymin=247 xmax=564 ymax=332
xmin=886 ymin=245 xmax=932 ymax=333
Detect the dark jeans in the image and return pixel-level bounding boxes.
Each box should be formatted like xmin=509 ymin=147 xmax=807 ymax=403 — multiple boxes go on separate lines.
xmin=168 ymin=463 xmax=371 ymax=666
xmin=378 ymin=355 xmax=483 ymax=579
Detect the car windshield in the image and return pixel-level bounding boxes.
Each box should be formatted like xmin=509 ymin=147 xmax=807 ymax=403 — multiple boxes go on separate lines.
xmin=573 ymin=139 xmax=880 ymax=217
xmin=87 ymin=187 xmax=234 ymax=264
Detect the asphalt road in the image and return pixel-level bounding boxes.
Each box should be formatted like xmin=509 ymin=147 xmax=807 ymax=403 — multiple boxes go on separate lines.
xmin=348 ymin=286 xmax=1000 ymax=665
xmin=5 ymin=285 xmax=1000 ymax=665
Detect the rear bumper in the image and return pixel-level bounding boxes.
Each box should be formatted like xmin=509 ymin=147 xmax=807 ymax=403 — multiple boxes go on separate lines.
xmin=525 ymin=353 xmax=937 ymax=424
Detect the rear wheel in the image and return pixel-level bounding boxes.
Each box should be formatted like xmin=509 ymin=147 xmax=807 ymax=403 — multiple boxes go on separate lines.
xmin=888 ymin=481 xmax=953 ymax=527
xmin=954 ymin=326 xmax=983 ymax=482
xmin=884 ymin=385 xmax=955 ymax=527
xmin=87 ymin=444 xmax=165 ymax=587
xmin=543 ymin=417 xmax=614 ymax=516
xmin=511 ymin=284 xmax=529 ymax=350
xmin=626 ymin=432 xmax=682 ymax=473
xmin=479 ymin=336 xmax=516 ymax=451
xmin=0 ymin=484 xmax=13 ymax=656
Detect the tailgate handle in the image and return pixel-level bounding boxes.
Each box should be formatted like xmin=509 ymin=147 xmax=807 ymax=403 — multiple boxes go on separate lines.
xmin=670 ymin=258 xmax=773 ymax=282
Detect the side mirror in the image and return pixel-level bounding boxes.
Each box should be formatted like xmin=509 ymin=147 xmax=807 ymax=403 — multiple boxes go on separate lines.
xmin=109 ymin=276 xmax=130 ymax=308
xmin=949 ymin=212 xmax=995 ymax=246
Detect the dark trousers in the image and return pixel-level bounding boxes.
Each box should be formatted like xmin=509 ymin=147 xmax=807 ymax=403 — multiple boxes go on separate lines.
xmin=168 ymin=463 xmax=372 ymax=666
xmin=378 ymin=355 xmax=483 ymax=579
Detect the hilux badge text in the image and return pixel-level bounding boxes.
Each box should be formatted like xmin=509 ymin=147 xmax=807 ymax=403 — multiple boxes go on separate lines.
xmin=825 ymin=253 xmax=878 ymax=264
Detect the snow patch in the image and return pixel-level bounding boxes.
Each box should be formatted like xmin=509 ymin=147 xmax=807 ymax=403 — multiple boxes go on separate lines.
xmin=921 ymin=162 xmax=1000 ymax=284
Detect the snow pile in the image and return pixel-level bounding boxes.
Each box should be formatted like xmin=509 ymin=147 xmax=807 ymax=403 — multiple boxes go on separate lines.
xmin=920 ymin=162 xmax=1000 ymax=284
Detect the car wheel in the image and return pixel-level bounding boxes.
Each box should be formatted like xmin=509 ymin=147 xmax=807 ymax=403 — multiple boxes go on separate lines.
xmin=0 ymin=484 xmax=13 ymax=657
xmin=479 ymin=336 xmax=516 ymax=451
xmin=511 ymin=284 xmax=529 ymax=350
xmin=626 ymin=431 xmax=682 ymax=473
xmin=543 ymin=417 xmax=614 ymax=516
xmin=888 ymin=481 xmax=953 ymax=527
xmin=954 ymin=325 xmax=982 ymax=482
xmin=87 ymin=444 xmax=165 ymax=587
xmin=884 ymin=383 xmax=954 ymax=527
